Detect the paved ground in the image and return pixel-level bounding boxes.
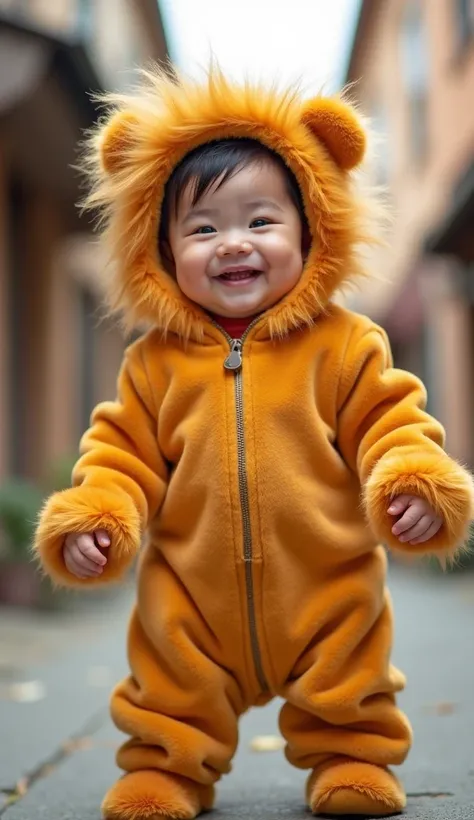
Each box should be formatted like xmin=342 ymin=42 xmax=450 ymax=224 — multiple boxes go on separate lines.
xmin=1 ymin=563 xmax=474 ymax=819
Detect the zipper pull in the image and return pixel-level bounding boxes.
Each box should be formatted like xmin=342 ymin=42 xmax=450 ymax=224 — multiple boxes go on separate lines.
xmin=224 ymin=339 xmax=243 ymax=371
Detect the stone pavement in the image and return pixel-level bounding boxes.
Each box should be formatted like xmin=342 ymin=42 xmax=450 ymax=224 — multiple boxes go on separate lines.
xmin=1 ymin=564 xmax=474 ymax=819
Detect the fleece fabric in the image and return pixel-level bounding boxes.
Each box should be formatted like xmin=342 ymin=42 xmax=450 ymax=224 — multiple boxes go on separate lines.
xmin=33 ymin=68 xmax=474 ymax=818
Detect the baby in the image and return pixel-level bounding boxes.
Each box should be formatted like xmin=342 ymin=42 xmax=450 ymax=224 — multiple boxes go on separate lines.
xmin=35 ymin=68 xmax=474 ymax=818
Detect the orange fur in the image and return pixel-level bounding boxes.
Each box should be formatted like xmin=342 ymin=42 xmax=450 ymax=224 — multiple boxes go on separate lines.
xmin=301 ymin=96 xmax=367 ymax=170
xmin=365 ymin=448 xmax=474 ymax=563
xmin=80 ymin=65 xmax=382 ymax=338
xmin=34 ymin=486 xmax=141 ymax=587
xmin=33 ymin=65 xmax=474 ymax=819
xmin=307 ymin=758 xmax=406 ymax=816
xmin=101 ymin=771 xmax=214 ymax=820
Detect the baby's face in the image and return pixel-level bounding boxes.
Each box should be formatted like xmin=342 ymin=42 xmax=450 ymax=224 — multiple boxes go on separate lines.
xmin=167 ymin=159 xmax=304 ymax=318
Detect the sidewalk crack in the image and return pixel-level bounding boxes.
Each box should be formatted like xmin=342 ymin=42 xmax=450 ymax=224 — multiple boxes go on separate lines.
xmin=0 ymin=707 xmax=108 ymax=815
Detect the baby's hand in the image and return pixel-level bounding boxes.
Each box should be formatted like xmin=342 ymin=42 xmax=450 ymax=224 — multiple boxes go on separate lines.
xmin=63 ymin=530 xmax=110 ymax=578
xmin=387 ymin=495 xmax=443 ymax=545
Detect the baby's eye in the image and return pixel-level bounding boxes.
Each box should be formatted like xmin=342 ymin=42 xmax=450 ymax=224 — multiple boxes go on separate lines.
xmin=193 ymin=225 xmax=216 ymax=235
xmin=250 ymin=218 xmax=271 ymax=229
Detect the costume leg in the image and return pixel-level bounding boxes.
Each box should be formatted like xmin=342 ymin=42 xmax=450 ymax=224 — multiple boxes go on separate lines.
xmin=279 ymin=591 xmax=411 ymax=816
xmin=102 ymin=607 xmax=244 ymax=820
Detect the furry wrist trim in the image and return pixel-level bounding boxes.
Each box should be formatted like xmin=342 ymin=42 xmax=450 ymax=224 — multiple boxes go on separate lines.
xmin=364 ymin=449 xmax=474 ymax=563
xmin=33 ymin=485 xmax=141 ymax=587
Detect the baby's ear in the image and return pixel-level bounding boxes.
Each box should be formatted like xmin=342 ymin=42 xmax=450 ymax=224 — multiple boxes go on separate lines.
xmin=301 ymin=97 xmax=366 ymax=171
xmin=98 ymin=111 xmax=139 ymax=175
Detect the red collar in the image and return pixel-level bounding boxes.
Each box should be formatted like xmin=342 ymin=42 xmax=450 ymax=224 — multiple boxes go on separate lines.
xmin=211 ymin=314 xmax=258 ymax=339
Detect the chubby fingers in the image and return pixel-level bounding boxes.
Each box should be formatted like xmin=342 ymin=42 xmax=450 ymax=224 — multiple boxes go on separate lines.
xmin=94 ymin=529 xmax=111 ymax=549
xmin=387 ymin=495 xmax=412 ymax=517
xmin=64 ymin=533 xmax=108 ymax=579
xmin=387 ymin=495 xmax=442 ymax=544
xmin=408 ymin=517 xmax=443 ymax=545
xmin=390 ymin=498 xmax=424 ymax=537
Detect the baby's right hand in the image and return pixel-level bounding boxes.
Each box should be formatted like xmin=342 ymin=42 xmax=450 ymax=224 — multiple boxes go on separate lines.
xmin=63 ymin=530 xmax=111 ymax=579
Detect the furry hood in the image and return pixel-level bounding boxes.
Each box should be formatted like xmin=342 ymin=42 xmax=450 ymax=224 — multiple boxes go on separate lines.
xmin=83 ymin=66 xmax=379 ymax=341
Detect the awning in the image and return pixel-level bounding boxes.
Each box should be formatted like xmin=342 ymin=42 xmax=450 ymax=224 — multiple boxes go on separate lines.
xmin=0 ymin=15 xmax=102 ymax=204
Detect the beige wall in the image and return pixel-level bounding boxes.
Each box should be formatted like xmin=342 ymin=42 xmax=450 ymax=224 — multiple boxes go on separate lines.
xmin=0 ymin=0 xmax=163 ymax=88
xmin=0 ymin=0 xmax=75 ymax=32
xmin=345 ymin=0 xmax=474 ymax=462
xmin=92 ymin=0 xmax=144 ymax=89
xmin=43 ymin=244 xmax=81 ymax=465
xmin=427 ymin=1 xmax=474 ymax=182
xmin=417 ymin=261 xmax=474 ymax=461
xmin=436 ymin=297 xmax=473 ymax=462
xmin=20 ymin=192 xmax=63 ymax=480
xmin=0 ymin=0 xmax=166 ymax=481
xmin=348 ymin=0 xmax=474 ymax=318
xmin=95 ymin=319 xmax=127 ymax=405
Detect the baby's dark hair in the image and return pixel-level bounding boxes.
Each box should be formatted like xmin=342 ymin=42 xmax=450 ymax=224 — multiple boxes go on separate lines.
xmin=158 ymin=137 xmax=309 ymax=252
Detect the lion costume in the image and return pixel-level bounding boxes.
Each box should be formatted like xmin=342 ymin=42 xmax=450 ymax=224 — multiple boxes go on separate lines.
xmin=34 ymin=68 xmax=474 ymax=818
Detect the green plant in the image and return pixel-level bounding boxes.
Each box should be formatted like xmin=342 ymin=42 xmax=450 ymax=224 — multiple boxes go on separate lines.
xmin=43 ymin=454 xmax=76 ymax=494
xmin=424 ymin=523 xmax=474 ymax=573
xmin=0 ymin=479 xmax=44 ymax=560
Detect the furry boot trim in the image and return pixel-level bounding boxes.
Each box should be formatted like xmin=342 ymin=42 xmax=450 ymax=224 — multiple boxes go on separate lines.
xmin=102 ymin=769 xmax=215 ymax=820
xmin=307 ymin=757 xmax=406 ymax=816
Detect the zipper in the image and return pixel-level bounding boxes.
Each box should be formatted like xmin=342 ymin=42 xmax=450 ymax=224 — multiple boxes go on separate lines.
xmin=214 ymin=319 xmax=268 ymax=692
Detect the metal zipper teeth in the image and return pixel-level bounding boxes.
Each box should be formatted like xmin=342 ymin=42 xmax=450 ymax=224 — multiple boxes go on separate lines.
xmin=213 ymin=319 xmax=269 ymax=692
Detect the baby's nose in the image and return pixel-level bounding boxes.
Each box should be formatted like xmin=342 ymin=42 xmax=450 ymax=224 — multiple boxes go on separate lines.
xmin=217 ymin=237 xmax=253 ymax=256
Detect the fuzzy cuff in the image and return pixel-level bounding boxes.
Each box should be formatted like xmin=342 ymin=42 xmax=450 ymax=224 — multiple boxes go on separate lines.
xmin=102 ymin=770 xmax=215 ymax=820
xmin=364 ymin=449 xmax=474 ymax=562
xmin=33 ymin=485 xmax=142 ymax=587
xmin=307 ymin=759 xmax=406 ymax=815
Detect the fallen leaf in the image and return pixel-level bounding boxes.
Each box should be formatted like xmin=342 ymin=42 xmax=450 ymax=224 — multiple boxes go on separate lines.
xmin=423 ymin=701 xmax=457 ymax=716
xmin=62 ymin=737 xmax=94 ymax=754
xmin=0 ymin=680 xmax=46 ymax=703
xmin=249 ymin=735 xmax=285 ymax=752
xmin=15 ymin=778 xmax=28 ymax=796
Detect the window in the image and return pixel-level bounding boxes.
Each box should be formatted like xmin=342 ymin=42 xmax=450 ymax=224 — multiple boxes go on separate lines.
xmin=455 ymin=0 xmax=474 ymax=52
xmin=400 ymin=0 xmax=429 ymax=163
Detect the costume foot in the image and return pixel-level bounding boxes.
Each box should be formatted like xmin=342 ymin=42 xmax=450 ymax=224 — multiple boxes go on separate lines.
xmin=102 ymin=770 xmax=215 ymax=820
xmin=307 ymin=758 xmax=406 ymax=816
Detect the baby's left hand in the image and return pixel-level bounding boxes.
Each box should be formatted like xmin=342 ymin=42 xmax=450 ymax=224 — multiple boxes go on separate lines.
xmin=387 ymin=495 xmax=443 ymax=544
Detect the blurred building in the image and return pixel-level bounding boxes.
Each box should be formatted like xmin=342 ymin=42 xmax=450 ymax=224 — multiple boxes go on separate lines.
xmin=345 ymin=0 xmax=474 ymax=464
xmin=0 ymin=1 xmax=169 ymax=482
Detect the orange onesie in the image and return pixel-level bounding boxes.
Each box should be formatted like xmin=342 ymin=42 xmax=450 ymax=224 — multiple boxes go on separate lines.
xmin=34 ymin=68 xmax=474 ymax=818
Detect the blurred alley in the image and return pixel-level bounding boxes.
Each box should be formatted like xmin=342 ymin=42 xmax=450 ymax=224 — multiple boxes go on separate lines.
xmin=1 ymin=1 xmax=474 ymax=818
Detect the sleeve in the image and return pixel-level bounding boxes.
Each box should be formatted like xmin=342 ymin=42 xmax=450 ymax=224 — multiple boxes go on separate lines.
xmin=33 ymin=341 xmax=168 ymax=587
xmin=336 ymin=321 xmax=474 ymax=561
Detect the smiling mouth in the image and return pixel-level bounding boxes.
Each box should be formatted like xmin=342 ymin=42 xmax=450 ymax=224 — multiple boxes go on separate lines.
xmin=217 ymin=269 xmax=263 ymax=283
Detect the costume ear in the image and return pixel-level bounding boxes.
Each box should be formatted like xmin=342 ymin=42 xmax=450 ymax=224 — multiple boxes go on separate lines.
xmin=98 ymin=111 xmax=139 ymax=175
xmin=301 ymin=98 xmax=366 ymax=171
